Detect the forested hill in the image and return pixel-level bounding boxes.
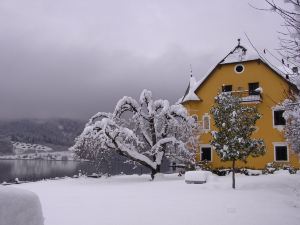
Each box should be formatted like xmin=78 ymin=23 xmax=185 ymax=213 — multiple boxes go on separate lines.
xmin=0 ymin=119 xmax=85 ymax=147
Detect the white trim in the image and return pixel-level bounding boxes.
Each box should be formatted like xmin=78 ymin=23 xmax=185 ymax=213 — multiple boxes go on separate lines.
xmin=234 ymin=64 xmax=245 ymax=74
xmin=200 ymin=144 xmax=213 ymax=162
xmin=273 ymin=142 xmax=289 ymax=162
xmin=272 ymin=107 xmax=286 ymax=131
xmin=202 ymin=113 xmax=211 ymax=132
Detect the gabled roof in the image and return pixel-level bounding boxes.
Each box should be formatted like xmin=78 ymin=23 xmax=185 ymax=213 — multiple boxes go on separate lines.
xmin=179 ymin=40 xmax=299 ymax=104
xmin=219 ymin=40 xmax=260 ymax=65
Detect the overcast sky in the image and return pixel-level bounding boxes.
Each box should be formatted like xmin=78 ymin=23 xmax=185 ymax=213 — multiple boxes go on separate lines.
xmin=0 ymin=0 xmax=284 ymax=120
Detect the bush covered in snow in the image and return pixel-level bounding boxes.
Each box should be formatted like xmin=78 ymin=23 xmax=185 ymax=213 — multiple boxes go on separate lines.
xmin=263 ymin=161 xmax=298 ymax=174
xmin=0 ymin=187 xmax=44 ymax=225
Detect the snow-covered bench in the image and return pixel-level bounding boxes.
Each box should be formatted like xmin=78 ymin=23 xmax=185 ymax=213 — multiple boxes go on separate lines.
xmin=0 ymin=186 xmax=44 ymax=225
xmin=185 ymin=171 xmax=211 ymax=184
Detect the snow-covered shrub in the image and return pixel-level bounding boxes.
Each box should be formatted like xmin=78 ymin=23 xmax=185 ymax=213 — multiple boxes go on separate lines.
xmin=211 ymin=168 xmax=231 ymax=176
xmin=210 ymin=92 xmax=265 ymax=188
xmin=73 ymin=89 xmax=201 ymax=179
xmin=242 ymin=169 xmax=262 ymax=176
xmin=288 ymin=166 xmax=297 ymax=174
xmin=263 ymin=162 xmax=279 ymax=174
xmin=262 ymin=162 xmax=297 ymax=174
xmin=0 ymin=187 xmax=44 ymax=225
xmin=197 ymin=160 xmax=213 ymax=171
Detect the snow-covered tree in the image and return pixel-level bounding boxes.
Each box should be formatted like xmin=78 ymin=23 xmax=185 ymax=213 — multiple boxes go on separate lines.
xmin=72 ymin=89 xmax=201 ymax=179
xmin=210 ymin=93 xmax=265 ymax=189
xmin=260 ymin=0 xmax=300 ymax=65
xmin=284 ymin=96 xmax=300 ymax=153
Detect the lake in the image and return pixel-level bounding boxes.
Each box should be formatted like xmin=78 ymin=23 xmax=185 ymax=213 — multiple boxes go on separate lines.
xmin=0 ymin=159 xmax=94 ymax=183
xmin=0 ymin=158 xmax=161 ymax=183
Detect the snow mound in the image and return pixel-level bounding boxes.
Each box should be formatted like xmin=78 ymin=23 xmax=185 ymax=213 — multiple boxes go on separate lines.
xmin=185 ymin=171 xmax=212 ymax=184
xmin=0 ymin=186 xmax=44 ymax=225
xmin=274 ymin=169 xmax=291 ymax=175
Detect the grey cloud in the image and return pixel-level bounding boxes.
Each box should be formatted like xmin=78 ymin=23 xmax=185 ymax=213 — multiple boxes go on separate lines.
xmin=0 ymin=0 xmax=283 ymax=120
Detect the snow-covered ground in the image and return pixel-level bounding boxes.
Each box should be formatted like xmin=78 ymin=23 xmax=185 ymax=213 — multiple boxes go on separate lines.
xmin=12 ymin=172 xmax=300 ymax=225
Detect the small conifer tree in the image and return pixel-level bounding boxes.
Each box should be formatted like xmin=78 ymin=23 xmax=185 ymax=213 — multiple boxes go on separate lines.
xmin=210 ymin=92 xmax=265 ymax=189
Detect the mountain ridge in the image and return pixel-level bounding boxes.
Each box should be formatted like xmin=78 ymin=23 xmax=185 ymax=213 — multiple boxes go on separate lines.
xmin=0 ymin=118 xmax=85 ymax=149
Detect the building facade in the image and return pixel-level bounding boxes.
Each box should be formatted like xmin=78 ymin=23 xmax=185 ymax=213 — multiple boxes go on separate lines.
xmin=180 ymin=43 xmax=300 ymax=169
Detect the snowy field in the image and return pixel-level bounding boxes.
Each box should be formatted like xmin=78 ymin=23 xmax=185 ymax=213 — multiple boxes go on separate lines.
xmin=12 ymin=172 xmax=300 ymax=225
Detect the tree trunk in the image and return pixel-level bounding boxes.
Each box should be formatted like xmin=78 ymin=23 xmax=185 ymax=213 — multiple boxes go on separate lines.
xmin=232 ymin=160 xmax=236 ymax=189
xmin=150 ymin=164 xmax=161 ymax=180
xmin=149 ymin=117 xmax=157 ymax=145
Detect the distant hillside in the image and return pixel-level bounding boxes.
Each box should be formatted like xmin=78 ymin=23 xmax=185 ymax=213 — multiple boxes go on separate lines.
xmin=0 ymin=136 xmax=13 ymax=154
xmin=0 ymin=119 xmax=85 ymax=147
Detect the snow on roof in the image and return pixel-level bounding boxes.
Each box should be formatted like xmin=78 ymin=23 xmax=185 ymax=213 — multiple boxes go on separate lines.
xmin=255 ymin=49 xmax=300 ymax=90
xmin=275 ymin=65 xmax=300 ymax=90
xmin=178 ymin=40 xmax=300 ymax=104
xmin=220 ymin=44 xmax=260 ymax=65
xmin=180 ymin=75 xmax=201 ymax=103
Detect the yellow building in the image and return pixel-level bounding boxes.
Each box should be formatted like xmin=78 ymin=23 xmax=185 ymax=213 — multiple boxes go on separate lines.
xmin=180 ymin=42 xmax=300 ymax=169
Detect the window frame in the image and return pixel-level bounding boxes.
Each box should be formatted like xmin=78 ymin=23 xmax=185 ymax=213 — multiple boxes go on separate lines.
xmin=200 ymin=144 xmax=213 ymax=162
xmin=222 ymin=85 xmax=232 ymax=93
xmin=273 ymin=142 xmax=289 ymax=162
xmin=234 ymin=64 xmax=245 ymax=74
xmin=248 ymin=82 xmax=260 ymax=96
xmin=272 ymin=107 xmax=286 ymax=129
xmin=202 ymin=113 xmax=211 ymax=132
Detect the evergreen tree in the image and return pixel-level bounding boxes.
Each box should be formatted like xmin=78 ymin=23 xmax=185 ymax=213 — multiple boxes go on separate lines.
xmin=210 ymin=93 xmax=265 ymax=189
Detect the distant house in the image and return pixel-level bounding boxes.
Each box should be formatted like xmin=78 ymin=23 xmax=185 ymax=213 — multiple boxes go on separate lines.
xmin=179 ymin=41 xmax=300 ymax=169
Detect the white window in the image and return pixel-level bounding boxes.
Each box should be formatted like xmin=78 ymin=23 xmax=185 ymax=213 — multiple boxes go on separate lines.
xmin=272 ymin=107 xmax=286 ymax=131
xmin=273 ymin=142 xmax=289 ymax=162
xmin=200 ymin=144 xmax=213 ymax=162
xmin=202 ymin=114 xmax=210 ymax=131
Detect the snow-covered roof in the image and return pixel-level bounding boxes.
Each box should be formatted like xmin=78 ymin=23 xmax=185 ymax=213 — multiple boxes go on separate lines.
xmin=276 ymin=65 xmax=300 ymax=90
xmin=219 ymin=44 xmax=260 ymax=65
xmin=178 ymin=40 xmax=299 ymax=104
